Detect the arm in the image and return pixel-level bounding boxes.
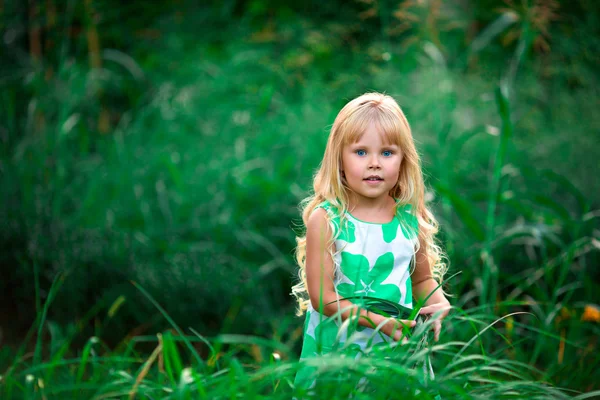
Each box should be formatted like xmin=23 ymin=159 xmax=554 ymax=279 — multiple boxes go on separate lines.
xmin=411 ymin=235 xmax=450 ymax=341
xmin=305 ymin=208 xmax=415 ymax=340
xmin=411 ymin=236 xmax=448 ymax=305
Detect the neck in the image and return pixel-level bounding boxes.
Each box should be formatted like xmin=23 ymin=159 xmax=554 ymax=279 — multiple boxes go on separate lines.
xmin=346 ymin=193 xmax=395 ymax=213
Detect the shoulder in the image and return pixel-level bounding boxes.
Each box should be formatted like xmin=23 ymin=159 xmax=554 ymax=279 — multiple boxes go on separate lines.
xmin=307 ymin=207 xmax=330 ymax=232
xmin=315 ymin=200 xmax=341 ymax=225
xmin=315 ymin=200 xmax=338 ymax=216
xmin=306 ymin=207 xmax=334 ymax=245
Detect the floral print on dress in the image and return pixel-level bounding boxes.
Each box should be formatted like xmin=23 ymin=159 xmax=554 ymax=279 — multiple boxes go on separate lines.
xmin=295 ymin=200 xmax=419 ymax=389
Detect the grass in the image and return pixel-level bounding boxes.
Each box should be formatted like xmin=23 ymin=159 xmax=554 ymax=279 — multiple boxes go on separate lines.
xmin=1 ymin=282 xmax=598 ymax=399
xmin=1 ymin=1 xmax=599 ymax=398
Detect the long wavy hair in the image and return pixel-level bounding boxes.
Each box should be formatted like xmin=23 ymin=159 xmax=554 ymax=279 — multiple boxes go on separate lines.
xmin=291 ymin=92 xmax=447 ymax=315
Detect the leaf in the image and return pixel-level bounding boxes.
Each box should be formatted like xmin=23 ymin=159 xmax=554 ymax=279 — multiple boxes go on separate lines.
xmin=469 ymin=12 xmax=519 ymax=54
xmin=433 ymin=182 xmax=485 ymax=241
xmin=541 ymin=169 xmax=589 ymax=215
xmin=327 ymin=296 xmax=412 ymax=319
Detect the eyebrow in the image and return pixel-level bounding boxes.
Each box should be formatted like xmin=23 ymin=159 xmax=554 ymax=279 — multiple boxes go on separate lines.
xmin=349 ymin=143 xmax=399 ymax=148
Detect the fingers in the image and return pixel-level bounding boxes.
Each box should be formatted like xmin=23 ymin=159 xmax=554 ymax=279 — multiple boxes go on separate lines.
xmin=387 ymin=319 xmax=416 ymax=342
xmin=393 ymin=328 xmax=410 ymax=343
xmin=399 ymin=319 xmax=417 ymax=329
xmin=418 ymin=303 xmax=451 ymax=318
xmin=418 ymin=305 xmax=433 ymax=315
xmin=418 ymin=305 xmax=445 ymax=315
xmin=388 ymin=318 xmax=443 ymax=343
xmin=433 ymin=319 xmax=441 ymax=342
xmin=415 ymin=307 xmax=445 ymax=342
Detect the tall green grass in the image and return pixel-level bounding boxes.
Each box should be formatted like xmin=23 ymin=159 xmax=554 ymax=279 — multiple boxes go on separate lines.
xmin=1 ymin=279 xmax=599 ymax=399
xmin=1 ymin=1 xmax=599 ymax=398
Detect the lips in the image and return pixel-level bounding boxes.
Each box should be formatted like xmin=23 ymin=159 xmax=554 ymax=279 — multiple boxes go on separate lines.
xmin=364 ymin=175 xmax=383 ymax=181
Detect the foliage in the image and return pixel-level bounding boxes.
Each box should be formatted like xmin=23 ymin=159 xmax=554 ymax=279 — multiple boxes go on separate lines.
xmin=0 ymin=0 xmax=599 ymax=396
xmin=1 ymin=279 xmax=598 ymax=399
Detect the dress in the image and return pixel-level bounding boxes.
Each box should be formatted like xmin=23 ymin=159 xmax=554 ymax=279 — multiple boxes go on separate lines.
xmin=294 ymin=200 xmax=420 ymax=389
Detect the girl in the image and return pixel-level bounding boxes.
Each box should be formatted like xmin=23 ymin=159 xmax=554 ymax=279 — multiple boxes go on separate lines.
xmin=292 ymin=92 xmax=450 ymax=390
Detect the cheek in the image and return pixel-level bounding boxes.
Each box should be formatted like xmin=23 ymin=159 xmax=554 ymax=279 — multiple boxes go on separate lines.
xmin=389 ymin=159 xmax=402 ymax=177
xmin=341 ymin=154 xmax=349 ymax=171
xmin=342 ymin=154 xmax=359 ymax=171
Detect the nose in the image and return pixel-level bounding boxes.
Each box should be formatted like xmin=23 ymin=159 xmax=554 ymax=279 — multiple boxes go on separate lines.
xmin=368 ymin=154 xmax=381 ymax=169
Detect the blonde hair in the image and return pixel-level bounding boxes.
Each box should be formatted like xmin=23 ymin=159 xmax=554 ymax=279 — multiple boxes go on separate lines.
xmin=291 ymin=92 xmax=447 ymax=315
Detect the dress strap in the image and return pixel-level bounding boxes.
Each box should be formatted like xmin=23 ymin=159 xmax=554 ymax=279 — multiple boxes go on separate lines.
xmin=315 ymin=200 xmax=342 ymax=238
xmin=395 ymin=202 xmax=419 ymax=238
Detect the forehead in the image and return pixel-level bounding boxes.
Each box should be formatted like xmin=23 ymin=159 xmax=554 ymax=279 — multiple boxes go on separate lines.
xmin=346 ymin=120 xmax=401 ymax=146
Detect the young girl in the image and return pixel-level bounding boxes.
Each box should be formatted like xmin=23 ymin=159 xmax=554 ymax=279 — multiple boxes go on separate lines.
xmin=292 ymin=92 xmax=450 ymax=390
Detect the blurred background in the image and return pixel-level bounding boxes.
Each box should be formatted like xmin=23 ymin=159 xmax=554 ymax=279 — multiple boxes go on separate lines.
xmin=1 ymin=0 xmax=599 ymax=394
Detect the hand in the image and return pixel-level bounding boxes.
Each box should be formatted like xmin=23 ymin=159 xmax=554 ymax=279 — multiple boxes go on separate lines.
xmin=418 ymin=301 xmax=451 ymax=342
xmin=382 ymin=318 xmax=416 ymax=343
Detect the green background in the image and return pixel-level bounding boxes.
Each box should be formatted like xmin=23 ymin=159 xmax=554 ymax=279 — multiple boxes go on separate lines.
xmin=1 ymin=0 xmax=599 ymax=397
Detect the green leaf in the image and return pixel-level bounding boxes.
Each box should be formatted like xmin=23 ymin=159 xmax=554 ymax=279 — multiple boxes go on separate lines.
xmin=433 ymin=182 xmax=485 ymax=241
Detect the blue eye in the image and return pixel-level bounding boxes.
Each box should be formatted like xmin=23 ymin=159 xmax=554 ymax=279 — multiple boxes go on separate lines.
xmin=356 ymin=149 xmax=366 ymax=156
xmin=382 ymin=150 xmax=393 ymax=157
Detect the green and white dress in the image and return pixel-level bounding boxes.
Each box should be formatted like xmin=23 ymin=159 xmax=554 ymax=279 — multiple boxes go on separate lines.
xmin=294 ymin=200 xmax=420 ymax=388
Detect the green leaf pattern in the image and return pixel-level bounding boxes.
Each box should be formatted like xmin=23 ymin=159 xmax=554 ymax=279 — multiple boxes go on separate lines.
xmin=337 ymin=252 xmax=401 ymax=303
xmin=295 ymin=201 xmax=419 ymax=389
